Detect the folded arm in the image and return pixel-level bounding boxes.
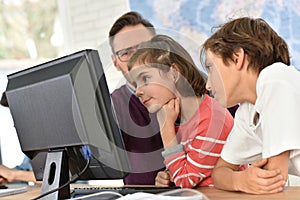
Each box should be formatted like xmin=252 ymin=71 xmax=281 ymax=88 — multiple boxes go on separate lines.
xmin=212 ymin=152 xmax=288 ymax=194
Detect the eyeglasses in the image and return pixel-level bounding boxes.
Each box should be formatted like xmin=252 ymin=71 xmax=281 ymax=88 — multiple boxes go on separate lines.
xmin=115 ymin=44 xmax=139 ymax=62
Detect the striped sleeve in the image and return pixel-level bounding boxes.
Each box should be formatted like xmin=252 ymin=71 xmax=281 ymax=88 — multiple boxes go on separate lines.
xmin=163 ymin=98 xmax=234 ymax=188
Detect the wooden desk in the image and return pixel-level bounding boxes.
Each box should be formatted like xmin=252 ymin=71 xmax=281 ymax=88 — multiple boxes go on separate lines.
xmin=4 ymin=185 xmax=300 ymax=199
xmin=198 ymin=186 xmax=300 ymax=200
xmin=1 ymin=184 xmax=41 ymax=200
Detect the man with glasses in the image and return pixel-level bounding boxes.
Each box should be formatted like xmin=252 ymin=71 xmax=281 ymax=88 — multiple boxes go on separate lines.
xmin=114 ymin=44 xmax=140 ymax=63
xmin=108 ymin=11 xmax=165 ymax=185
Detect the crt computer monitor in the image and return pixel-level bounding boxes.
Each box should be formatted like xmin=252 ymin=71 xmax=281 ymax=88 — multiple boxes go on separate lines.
xmin=5 ymin=49 xmax=130 ymax=199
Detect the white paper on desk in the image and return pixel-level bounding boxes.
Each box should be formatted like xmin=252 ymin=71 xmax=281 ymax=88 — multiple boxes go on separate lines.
xmin=118 ymin=189 xmax=205 ymax=200
xmin=0 ymin=186 xmax=28 ymax=197
xmin=70 ymin=188 xmax=208 ymax=200
xmin=118 ymin=192 xmax=158 ymax=200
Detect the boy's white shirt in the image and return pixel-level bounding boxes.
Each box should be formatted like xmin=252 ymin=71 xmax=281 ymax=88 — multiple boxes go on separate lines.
xmin=221 ymin=62 xmax=300 ymax=176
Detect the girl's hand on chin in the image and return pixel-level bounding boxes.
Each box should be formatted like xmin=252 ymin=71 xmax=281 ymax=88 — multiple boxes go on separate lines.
xmin=157 ymin=98 xmax=180 ymax=127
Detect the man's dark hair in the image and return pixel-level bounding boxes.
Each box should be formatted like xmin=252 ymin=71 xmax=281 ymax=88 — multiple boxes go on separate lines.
xmin=109 ymin=11 xmax=155 ymax=52
xmin=0 ymin=92 xmax=8 ymax=107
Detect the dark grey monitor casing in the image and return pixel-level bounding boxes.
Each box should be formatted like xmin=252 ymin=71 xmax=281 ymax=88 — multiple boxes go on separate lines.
xmin=5 ymin=49 xmax=130 ymax=181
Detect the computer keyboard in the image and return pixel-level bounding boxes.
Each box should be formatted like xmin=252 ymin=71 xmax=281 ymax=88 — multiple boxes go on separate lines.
xmin=71 ymin=185 xmax=180 ymax=197
xmin=0 ymin=186 xmax=28 ymax=197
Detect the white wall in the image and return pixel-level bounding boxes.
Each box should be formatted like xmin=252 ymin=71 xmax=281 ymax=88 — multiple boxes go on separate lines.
xmin=0 ymin=72 xmax=24 ymax=168
xmin=57 ymin=0 xmax=130 ymax=92
xmin=57 ymin=0 xmax=129 ymax=52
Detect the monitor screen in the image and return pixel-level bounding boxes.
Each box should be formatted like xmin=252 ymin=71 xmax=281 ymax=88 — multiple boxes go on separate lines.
xmin=5 ymin=49 xmax=130 ymax=199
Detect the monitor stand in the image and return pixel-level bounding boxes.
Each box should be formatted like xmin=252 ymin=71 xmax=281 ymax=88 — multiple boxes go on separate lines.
xmin=40 ymin=149 xmax=70 ymax=199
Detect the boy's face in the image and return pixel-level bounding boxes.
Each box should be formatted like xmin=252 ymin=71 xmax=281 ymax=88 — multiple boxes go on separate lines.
xmin=205 ymin=50 xmax=236 ymax=108
xmin=112 ymin=24 xmax=154 ymax=75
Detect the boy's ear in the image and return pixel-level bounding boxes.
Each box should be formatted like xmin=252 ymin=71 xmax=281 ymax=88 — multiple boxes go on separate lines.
xmin=232 ymin=47 xmax=245 ymax=71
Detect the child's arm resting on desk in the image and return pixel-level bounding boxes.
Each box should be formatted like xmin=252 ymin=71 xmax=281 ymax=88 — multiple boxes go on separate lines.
xmin=212 ymin=157 xmax=286 ymax=194
xmin=0 ymin=164 xmax=36 ymax=184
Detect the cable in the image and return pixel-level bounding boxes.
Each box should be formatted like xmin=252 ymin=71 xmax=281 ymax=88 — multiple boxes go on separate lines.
xmin=31 ymin=151 xmax=91 ymax=200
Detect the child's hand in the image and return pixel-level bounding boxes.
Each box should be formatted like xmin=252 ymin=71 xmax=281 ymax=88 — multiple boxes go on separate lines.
xmin=157 ymin=98 xmax=180 ymax=127
xmin=156 ymin=98 xmax=180 ymax=148
xmin=0 ymin=164 xmax=15 ymax=183
xmin=236 ymin=159 xmax=286 ymax=194
xmin=155 ymin=171 xmax=171 ymax=187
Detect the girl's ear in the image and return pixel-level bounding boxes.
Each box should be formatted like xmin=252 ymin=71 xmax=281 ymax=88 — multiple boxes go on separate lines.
xmin=232 ymin=47 xmax=245 ymax=71
xmin=170 ymin=63 xmax=180 ymax=82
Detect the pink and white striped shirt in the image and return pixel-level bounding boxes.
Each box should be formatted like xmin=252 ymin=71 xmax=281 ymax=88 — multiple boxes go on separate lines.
xmin=162 ymin=94 xmax=234 ymax=188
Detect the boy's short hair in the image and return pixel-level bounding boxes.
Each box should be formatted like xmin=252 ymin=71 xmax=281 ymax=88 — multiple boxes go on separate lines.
xmin=200 ymin=17 xmax=290 ymax=73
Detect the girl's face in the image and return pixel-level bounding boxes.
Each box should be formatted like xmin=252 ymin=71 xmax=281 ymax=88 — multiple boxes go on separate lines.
xmin=205 ymin=50 xmax=237 ymax=107
xmin=129 ymin=64 xmax=177 ymax=113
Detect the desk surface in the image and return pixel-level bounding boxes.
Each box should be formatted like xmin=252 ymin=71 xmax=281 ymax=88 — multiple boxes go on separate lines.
xmin=4 ymin=185 xmax=300 ymax=200
xmin=198 ymin=186 xmax=300 ymax=200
